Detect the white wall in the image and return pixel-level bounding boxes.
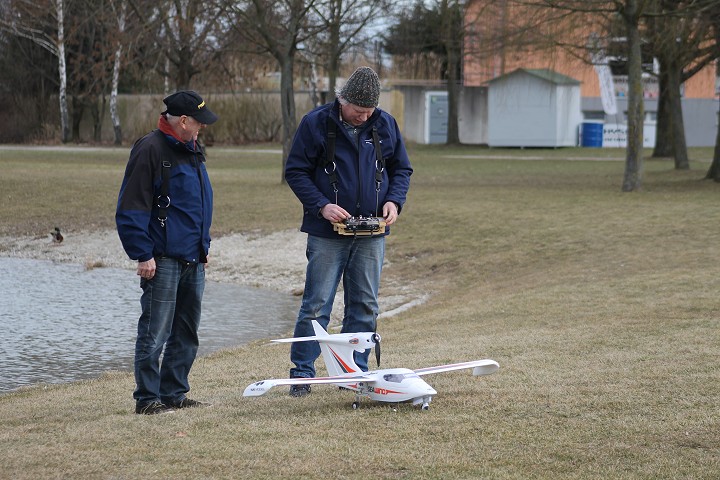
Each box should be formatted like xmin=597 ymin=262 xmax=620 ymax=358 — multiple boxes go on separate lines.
xmin=489 ymin=74 xmax=557 ymax=147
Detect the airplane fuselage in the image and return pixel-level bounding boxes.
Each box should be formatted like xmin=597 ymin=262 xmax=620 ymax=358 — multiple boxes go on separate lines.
xmin=337 ymin=367 xmax=438 ymax=404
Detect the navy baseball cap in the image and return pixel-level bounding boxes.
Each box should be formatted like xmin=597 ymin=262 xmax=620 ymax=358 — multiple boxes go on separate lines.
xmin=162 ymin=90 xmax=218 ymax=125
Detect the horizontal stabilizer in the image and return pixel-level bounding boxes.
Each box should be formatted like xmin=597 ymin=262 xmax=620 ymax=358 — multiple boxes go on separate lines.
xmin=414 ymin=359 xmax=499 ymax=377
xmin=273 ymin=335 xmax=376 ymax=355
xmin=272 ymin=336 xmax=323 ymax=344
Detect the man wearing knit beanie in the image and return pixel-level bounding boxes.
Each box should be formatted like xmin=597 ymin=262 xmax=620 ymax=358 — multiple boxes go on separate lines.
xmin=284 ymin=67 xmax=413 ymax=397
xmin=337 ymin=66 xmax=381 ymax=108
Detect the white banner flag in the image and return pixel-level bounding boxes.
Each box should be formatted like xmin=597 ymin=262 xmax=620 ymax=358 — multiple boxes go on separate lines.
xmin=588 ymin=34 xmax=618 ymax=116
xmin=594 ymin=63 xmax=618 ymax=115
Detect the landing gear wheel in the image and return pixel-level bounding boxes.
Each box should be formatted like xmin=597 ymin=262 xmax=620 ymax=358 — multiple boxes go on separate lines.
xmin=352 ymin=401 xmax=360 ymax=410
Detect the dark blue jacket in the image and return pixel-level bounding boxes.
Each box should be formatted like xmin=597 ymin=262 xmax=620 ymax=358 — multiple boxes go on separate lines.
xmin=116 ymin=129 xmax=213 ymax=263
xmin=285 ymin=101 xmax=413 ymax=238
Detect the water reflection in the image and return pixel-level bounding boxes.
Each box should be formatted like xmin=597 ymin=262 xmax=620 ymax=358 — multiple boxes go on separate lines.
xmin=0 ymin=257 xmax=298 ymax=393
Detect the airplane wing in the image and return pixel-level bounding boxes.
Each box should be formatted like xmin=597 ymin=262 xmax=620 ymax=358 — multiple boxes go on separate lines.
xmin=414 ymin=359 xmax=499 ymax=377
xmin=243 ymin=374 xmax=374 ymax=397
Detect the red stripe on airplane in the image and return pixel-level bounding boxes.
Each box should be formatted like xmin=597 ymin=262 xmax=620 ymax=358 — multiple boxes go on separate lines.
xmin=329 ymin=347 xmax=356 ymax=373
xmin=373 ymin=388 xmax=403 ymax=395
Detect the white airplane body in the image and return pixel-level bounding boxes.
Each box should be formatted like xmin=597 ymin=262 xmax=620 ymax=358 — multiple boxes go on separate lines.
xmin=243 ymin=320 xmax=499 ymax=409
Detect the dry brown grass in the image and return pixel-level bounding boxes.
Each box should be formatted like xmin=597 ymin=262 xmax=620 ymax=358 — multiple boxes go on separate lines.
xmin=1 ymin=145 xmax=719 ymax=479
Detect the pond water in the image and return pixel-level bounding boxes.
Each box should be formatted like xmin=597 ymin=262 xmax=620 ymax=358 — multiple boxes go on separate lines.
xmin=0 ymin=257 xmax=299 ymax=393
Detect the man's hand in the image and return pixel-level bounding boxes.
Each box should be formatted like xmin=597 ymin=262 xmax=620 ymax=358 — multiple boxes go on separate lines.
xmin=321 ymin=204 xmax=350 ymax=223
xmin=137 ymin=258 xmax=156 ymax=280
xmin=382 ymin=201 xmax=399 ymax=226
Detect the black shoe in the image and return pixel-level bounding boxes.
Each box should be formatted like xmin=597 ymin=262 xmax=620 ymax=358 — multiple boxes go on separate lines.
xmin=289 ymin=384 xmax=311 ymax=397
xmin=170 ymin=398 xmax=211 ymax=409
xmin=135 ymin=401 xmax=175 ymax=415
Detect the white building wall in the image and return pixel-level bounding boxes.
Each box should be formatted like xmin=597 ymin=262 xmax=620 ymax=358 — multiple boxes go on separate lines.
xmin=555 ymin=85 xmax=583 ymax=146
xmin=489 ymin=74 xmax=558 ymax=147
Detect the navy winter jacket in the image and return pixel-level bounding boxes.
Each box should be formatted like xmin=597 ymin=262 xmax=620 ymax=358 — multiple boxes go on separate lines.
xmin=116 ymin=130 xmax=213 ymax=263
xmin=285 ymin=101 xmax=413 ymax=238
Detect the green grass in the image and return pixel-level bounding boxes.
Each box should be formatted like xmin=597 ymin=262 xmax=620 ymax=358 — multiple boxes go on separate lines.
xmin=0 ymin=144 xmax=719 ymax=479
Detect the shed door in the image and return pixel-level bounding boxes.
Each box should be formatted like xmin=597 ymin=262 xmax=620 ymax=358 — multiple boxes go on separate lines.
xmin=425 ymin=91 xmax=448 ymax=144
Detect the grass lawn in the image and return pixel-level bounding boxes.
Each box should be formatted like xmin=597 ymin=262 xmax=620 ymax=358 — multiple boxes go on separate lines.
xmin=0 ymin=144 xmax=718 ymax=479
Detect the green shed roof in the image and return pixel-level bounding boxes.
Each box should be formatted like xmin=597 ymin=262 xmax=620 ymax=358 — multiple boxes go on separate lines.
xmin=489 ymin=68 xmax=580 ymax=85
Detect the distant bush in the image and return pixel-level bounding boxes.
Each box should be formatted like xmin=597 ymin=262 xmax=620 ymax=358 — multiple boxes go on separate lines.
xmin=209 ymin=93 xmax=284 ymax=144
xmin=0 ymin=92 xmax=317 ymax=145
xmin=0 ymin=94 xmax=61 ymax=144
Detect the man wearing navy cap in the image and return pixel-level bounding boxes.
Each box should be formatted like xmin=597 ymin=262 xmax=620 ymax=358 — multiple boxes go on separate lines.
xmin=116 ymin=90 xmax=218 ymax=414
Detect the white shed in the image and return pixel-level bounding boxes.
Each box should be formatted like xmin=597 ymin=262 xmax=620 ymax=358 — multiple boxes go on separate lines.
xmin=488 ymin=68 xmax=582 ymax=147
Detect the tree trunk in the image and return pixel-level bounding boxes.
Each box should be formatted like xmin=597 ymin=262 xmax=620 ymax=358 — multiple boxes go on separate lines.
xmin=93 ymin=95 xmax=105 ymax=143
xmin=279 ymin=55 xmax=297 ymax=184
xmin=443 ymin=0 xmax=461 ymax=145
xmin=446 ymin=66 xmax=460 ymax=144
xmin=621 ymin=1 xmax=644 ymax=192
xmin=110 ymin=0 xmax=125 ymax=145
xmin=705 ymin=17 xmax=720 ymax=180
xmin=326 ymin=3 xmax=341 ymax=101
xmin=110 ymin=45 xmax=123 ymax=144
xmin=56 ymin=0 xmax=70 ymax=144
xmin=705 ymin=102 xmax=720 ymax=181
xmin=175 ymin=47 xmax=193 ymax=90
xmin=72 ymin=96 xmax=84 ymax=142
xmin=308 ymin=60 xmax=321 ymax=108
xmin=666 ymin=65 xmax=689 ymax=169
xmin=652 ymin=58 xmax=674 ymax=158
xmin=164 ymin=56 xmax=171 ymax=94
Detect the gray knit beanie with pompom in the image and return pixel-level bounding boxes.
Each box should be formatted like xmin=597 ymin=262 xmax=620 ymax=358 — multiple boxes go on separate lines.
xmin=337 ymin=66 xmax=380 ymax=108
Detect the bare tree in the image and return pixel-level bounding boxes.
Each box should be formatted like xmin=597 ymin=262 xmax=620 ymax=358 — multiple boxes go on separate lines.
xmin=127 ymin=0 xmax=227 ymax=91
xmin=383 ymin=2 xmax=446 ymax=80
xmin=54 ymin=0 xmax=68 ymax=143
xmin=440 ymin=0 xmax=462 ymax=144
xmin=0 ymin=25 xmax=57 ymax=142
xmin=647 ymin=0 xmax=718 ymax=170
xmin=65 ymin=0 xmax=122 ymax=143
xmin=2 ymin=0 xmax=132 ymax=143
xmin=704 ymin=3 xmax=720 ymax=181
xmin=109 ymin=0 xmax=129 ymax=144
xmin=306 ymin=0 xmax=391 ymax=102
xmin=384 ymin=0 xmax=463 ymax=144
xmin=496 ymin=0 xmax=650 ymax=190
xmin=229 ymin=0 xmax=322 ymax=182
xmin=1 ymin=0 xmax=70 ymax=142
xmin=617 ymin=0 xmax=647 ymax=191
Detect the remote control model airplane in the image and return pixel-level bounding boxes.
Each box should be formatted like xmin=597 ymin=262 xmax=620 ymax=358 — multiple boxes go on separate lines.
xmin=243 ymin=321 xmax=499 ymax=410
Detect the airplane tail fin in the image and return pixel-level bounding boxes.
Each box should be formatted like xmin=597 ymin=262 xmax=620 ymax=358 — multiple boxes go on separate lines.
xmin=272 ymin=321 xmax=378 ymax=376
xmin=311 ymin=320 xmax=330 ymax=337
xmin=312 ymin=321 xmax=365 ymax=376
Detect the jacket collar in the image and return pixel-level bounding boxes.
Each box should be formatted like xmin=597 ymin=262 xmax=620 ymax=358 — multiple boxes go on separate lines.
xmin=157 ymin=114 xmax=199 ymax=153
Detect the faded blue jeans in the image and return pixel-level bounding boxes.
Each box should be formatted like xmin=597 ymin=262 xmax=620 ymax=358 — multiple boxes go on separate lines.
xmin=133 ymin=257 xmax=205 ymax=406
xmin=290 ymin=234 xmax=384 ymax=378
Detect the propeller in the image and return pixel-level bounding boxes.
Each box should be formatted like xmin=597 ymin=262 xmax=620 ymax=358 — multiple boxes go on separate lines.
xmin=372 ymin=332 xmax=381 ymax=367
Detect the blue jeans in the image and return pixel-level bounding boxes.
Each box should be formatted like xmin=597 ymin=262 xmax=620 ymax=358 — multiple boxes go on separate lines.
xmin=290 ymin=234 xmax=385 ymax=378
xmin=133 ymin=258 xmax=205 ymax=406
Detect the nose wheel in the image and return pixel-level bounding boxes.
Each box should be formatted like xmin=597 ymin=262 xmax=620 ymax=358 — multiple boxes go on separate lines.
xmin=352 ymin=393 xmax=362 ymax=410
xmin=414 ymin=396 xmax=432 ymax=411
